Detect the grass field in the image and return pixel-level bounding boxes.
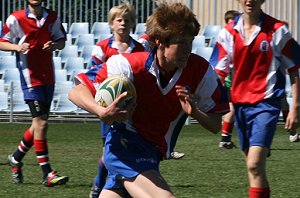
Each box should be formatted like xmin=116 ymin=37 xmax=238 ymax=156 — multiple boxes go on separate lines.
xmin=0 ymin=123 xmax=300 ymax=198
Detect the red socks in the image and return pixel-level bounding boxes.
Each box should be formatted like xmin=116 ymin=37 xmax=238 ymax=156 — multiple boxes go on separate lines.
xmin=249 ymin=187 xmax=270 ymax=198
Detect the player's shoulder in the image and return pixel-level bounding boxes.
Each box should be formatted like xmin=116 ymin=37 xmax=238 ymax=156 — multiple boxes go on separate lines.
xmin=11 ymin=9 xmax=26 ymax=18
xmin=262 ymin=13 xmax=285 ymax=31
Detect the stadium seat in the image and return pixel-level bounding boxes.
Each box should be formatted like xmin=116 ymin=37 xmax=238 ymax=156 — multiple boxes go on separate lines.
xmin=8 ymin=93 xmax=29 ymax=112
xmin=69 ymin=22 xmax=89 ymax=39
xmin=8 ymin=80 xmax=22 ymax=94
xmin=0 ymin=55 xmax=17 ymax=74
xmin=195 ymin=47 xmax=213 ymax=61
xmin=62 ymin=22 xmax=68 ymax=33
xmin=57 ymin=45 xmax=79 ymax=63
xmin=80 ymin=45 xmax=95 ymax=65
xmin=134 ymin=23 xmax=146 ymax=37
xmin=97 ymin=34 xmax=112 ymax=42
xmin=51 ymin=94 xmax=78 ymax=113
xmin=55 ymin=69 xmax=67 ymax=82
xmin=0 ymin=79 xmax=4 ymax=92
xmin=192 ymin=35 xmax=206 ymax=53
xmin=74 ymin=34 xmax=95 ymax=51
xmin=69 ymin=69 xmax=87 ymax=83
xmin=2 ymin=68 xmax=20 ymax=85
xmin=130 ymin=34 xmax=139 ymax=40
xmin=0 ymin=91 xmax=8 ymax=111
xmin=202 ymin=25 xmax=222 ymax=38
xmin=64 ymin=57 xmax=84 ymax=75
xmin=53 ymin=57 xmax=62 ymax=70
xmin=91 ymin=22 xmax=111 ymax=39
xmin=54 ymin=81 xmax=73 ymax=98
xmin=65 ymin=34 xmax=73 ymax=46
xmin=0 ymin=50 xmax=12 ymax=56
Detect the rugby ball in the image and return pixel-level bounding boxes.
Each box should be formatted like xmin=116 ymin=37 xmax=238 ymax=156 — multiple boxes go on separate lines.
xmin=95 ymin=74 xmax=136 ymax=108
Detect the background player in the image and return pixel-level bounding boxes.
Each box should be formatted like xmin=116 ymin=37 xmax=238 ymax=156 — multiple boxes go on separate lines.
xmin=0 ymin=0 xmax=68 ymax=186
xmin=218 ymin=10 xmax=240 ymax=149
xmin=69 ymin=2 xmax=229 ymax=197
xmin=210 ymin=0 xmax=300 ymax=197
xmin=88 ymin=2 xmax=144 ymax=198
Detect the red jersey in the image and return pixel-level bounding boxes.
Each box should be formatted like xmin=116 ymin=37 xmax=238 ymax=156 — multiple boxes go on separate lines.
xmin=0 ymin=8 xmax=66 ymax=87
xmin=210 ymin=13 xmax=300 ymax=104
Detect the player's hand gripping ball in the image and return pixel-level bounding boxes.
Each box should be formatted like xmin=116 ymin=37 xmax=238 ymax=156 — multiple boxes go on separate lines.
xmin=95 ymin=74 xmax=136 ymax=108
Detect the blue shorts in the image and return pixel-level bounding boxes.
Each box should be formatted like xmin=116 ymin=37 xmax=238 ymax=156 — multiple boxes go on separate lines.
xmin=103 ymin=125 xmax=161 ymax=190
xmin=23 ymin=84 xmax=54 ymax=103
xmin=234 ymin=99 xmax=281 ymax=151
xmin=100 ymin=121 xmax=111 ymax=138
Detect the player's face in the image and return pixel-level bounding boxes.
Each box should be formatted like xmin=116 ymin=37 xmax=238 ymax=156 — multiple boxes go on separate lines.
xmin=111 ymin=14 xmax=133 ymax=36
xmin=239 ymin=0 xmax=264 ymax=16
xmin=27 ymin=0 xmax=43 ymax=7
xmin=163 ymin=36 xmax=193 ymax=69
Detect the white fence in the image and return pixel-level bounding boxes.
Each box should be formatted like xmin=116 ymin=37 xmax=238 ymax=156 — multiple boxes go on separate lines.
xmin=1 ymin=0 xmax=299 ymax=41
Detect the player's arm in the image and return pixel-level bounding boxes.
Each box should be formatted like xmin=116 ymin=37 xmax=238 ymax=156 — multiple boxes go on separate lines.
xmin=42 ymin=38 xmax=65 ymax=52
xmin=68 ymin=83 xmax=134 ymax=124
xmin=0 ymin=41 xmax=29 ymax=53
xmin=285 ymin=71 xmax=300 ymax=130
xmin=175 ymin=85 xmax=222 ymax=133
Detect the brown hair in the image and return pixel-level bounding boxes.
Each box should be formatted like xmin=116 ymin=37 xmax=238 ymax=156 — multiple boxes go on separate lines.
xmin=146 ymin=2 xmax=200 ymax=45
xmin=108 ymin=1 xmax=136 ymax=26
xmin=224 ymin=10 xmax=240 ymax=24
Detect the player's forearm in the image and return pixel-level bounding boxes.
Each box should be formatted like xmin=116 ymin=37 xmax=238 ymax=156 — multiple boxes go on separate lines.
xmin=290 ymin=72 xmax=300 ymax=111
xmin=191 ymin=110 xmax=222 ymax=133
xmin=68 ymin=84 xmax=105 ymax=119
xmin=0 ymin=42 xmax=20 ymax=52
xmin=52 ymin=38 xmax=65 ymax=50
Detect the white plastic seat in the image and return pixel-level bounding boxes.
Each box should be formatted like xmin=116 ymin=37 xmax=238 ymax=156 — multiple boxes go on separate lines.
xmin=192 ymin=35 xmax=206 ymax=53
xmin=0 ymin=51 xmax=12 ymax=56
xmin=97 ymin=34 xmax=112 ymax=42
xmin=9 ymin=93 xmax=29 ymax=112
xmin=0 ymin=55 xmax=17 ymax=74
xmin=53 ymin=57 xmax=62 ymax=70
xmin=64 ymin=57 xmax=84 ymax=75
xmin=80 ymin=45 xmax=95 ymax=65
xmin=195 ymin=47 xmax=213 ymax=61
xmin=51 ymin=94 xmax=78 ymax=113
xmin=134 ymin=23 xmax=146 ymax=37
xmin=91 ymin=22 xmax=111 ymax=39
xmin=57 ymin=45 xmax=79 ymax=63
xmin=55 ymin=69 xmax=67 ymax=82
xmin=0 ymin=91 xmax=8 ymax=111
xmin=74 ymin=34 xmax=95 ymax=51
xmin=0 ymin=79 xmax=5 ymax=92
xmin=68 ymin=22 xmax=89 ymax=39
xmin=62 ymin=22 xmax=68 ymax=33
xmin=2 ymin=68 xmax=20 ymax=85
xmin=54 ymin=81 xmax=73 ymax=98
xmin=202 ymin=25 xmax=222 ymax=38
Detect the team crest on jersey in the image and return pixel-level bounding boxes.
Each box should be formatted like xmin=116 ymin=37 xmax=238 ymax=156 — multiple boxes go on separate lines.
xmin=260 ymin=40 xmax=269 ymax=52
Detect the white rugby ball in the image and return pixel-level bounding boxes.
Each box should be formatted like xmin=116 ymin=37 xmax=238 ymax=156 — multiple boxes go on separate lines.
xmin=95 ymin=74 xmax=136 ymax=108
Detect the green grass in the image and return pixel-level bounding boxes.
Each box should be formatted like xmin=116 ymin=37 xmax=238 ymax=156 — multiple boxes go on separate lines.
xmin=0 ymin=123 xmax=300 ymax=198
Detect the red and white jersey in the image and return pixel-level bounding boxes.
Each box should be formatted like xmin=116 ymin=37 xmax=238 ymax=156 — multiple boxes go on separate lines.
xmin=91 ymin=36 xmax=145 ymax=66
xmin=138 ymin=34 xmax=152 ymax=52
xmin=210 ymin=13 xmax=300 ymax=104
xmin=0 ymin=8 xmax=66 ymax=87
xmin=75 ymin=49 xmax=229 ymax=157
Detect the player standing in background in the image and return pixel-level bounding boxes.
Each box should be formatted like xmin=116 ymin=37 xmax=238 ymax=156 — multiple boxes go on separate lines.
xmin=0 ymin=0 xmax=68 ymax=186
xmin=89 ymin=2 xmax=145 ymax=198
xmin=217 ymin=10 xmax=240 ymax=149
xmin=69 ymin=2 xmax=229 ymax=197
xmin=210 ymin=0 xmax=300 ymax=197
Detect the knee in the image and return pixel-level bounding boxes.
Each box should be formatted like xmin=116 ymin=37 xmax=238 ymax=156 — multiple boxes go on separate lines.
xmin=32 ymin=118 xmax=49 ymax=132
xmin=247 ymin=161 xmax=264 ymax=177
